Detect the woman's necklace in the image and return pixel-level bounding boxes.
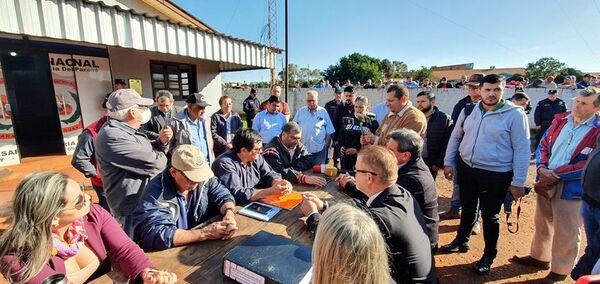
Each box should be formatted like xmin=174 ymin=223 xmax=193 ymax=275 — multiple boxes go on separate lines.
xmin=51 ymin=219 xmax=88 ymax=259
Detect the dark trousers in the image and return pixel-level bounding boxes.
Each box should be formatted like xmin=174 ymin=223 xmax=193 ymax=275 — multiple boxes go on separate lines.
xmin=246 ymin=117 xmax=254 ymax=129
xmin=455 ymin=159 xmax=512 ymax=259
xmin=92 ymin=184 xmax=111 ymax=214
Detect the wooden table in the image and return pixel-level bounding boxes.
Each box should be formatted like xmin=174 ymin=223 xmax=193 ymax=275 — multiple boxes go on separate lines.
xmin=90 ymin=178 xmax=346 ymax=283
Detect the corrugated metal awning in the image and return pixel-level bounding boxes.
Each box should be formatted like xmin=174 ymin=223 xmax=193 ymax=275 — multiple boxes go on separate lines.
xmin=0 ymin=0 xmax=281 ymax=71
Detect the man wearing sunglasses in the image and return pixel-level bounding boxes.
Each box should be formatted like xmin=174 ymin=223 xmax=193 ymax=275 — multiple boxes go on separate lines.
xmin=301 ymin=146 xmax=435 ymax=283
xmin=132 ymin=145 xmax=237 ymax=251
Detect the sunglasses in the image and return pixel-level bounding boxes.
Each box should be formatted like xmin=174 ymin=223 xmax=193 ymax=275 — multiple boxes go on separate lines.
xmin=61 ymin=184 xmax=88 ymax=211
xmin=355 ymin=168 xmax=378 ymax=176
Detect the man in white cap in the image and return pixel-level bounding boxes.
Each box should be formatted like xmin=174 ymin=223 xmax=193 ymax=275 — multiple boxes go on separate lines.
xmin=132 ymin=145 xmax=237 ymax=251
xmin=95 ymin=88 xmax=173 ymax=236
xmin=168 ymin=92 xmax=214 ymax=163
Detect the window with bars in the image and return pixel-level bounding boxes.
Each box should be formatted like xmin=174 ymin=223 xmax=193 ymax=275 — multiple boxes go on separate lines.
xmin=150 ymin=61 xmax=197 ymax=100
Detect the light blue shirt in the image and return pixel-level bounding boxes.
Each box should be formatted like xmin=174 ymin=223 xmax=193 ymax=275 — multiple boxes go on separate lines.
xmin=372 ymin=102 xmax=389 ymax=125
xmin=403 ymin=81 xmax=420 ymax=89
xmin=184 ymin=110 xmax=210 ymax=163
xmin=293 ymin=106 xmax=335 ymax=153
xmin=252 ymin=110 xmax=287 ymax=143
xmin=548 ymin=114 xmax=595 ymax=170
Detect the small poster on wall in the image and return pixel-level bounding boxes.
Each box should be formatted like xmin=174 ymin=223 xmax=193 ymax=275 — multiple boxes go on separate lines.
xmin=0 ymin=63 xmax=20 ymax=166
xmin=129 ymin=78 xmax=143 ymax=95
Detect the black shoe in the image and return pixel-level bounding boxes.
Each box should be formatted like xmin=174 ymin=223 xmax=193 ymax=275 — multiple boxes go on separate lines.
xmin=439 ymin=240 xmax=469 ymax=254
xmin=473 ymin=255 xmax=494 ymax=274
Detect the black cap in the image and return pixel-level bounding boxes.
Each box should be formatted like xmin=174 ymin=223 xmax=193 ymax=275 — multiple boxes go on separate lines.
xmin=467 ymin=73 xmax=485 ymax=86
xmin=114 ymin=79 xmax=126 ymax=85
xmin=548 ymin=89 xmax=558 ymax=94
xmin=343 ymin=86 xmax=354 ymax=93
xmin=250 ymin=88 xmax=257 ymax=94
xmin=185 ymin=92 xmax=211 ymax=107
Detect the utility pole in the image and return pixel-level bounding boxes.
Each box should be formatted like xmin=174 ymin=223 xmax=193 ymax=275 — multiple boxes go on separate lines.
xmin=266 ymin=0 xmax=278 ymax=86
xmin=284 ymin=0 xmax=289 ymax=101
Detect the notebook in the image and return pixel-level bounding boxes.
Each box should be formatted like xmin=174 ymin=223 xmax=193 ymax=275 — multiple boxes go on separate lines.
xmin=259 ymin=191 xmax=303 ymax=210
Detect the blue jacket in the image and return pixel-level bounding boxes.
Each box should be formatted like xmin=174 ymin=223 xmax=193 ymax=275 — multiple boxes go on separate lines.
xmin=132 ymin=170 xmax=235 ymax=251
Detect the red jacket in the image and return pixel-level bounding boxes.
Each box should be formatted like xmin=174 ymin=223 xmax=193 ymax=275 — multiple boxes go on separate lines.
xmin=85 ymin=115 xmax=108 ymax=187
xmin=536 ymin=112 xmax=600 ymax=200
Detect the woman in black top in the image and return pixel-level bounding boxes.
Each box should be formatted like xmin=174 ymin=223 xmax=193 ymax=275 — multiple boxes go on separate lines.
xmin=338 ymin=96 xmax=379 ymax=171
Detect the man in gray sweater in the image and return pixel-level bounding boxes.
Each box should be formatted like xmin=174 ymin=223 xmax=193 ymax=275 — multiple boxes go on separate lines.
xmin=96 ymin=89 xmax=172 ymax=236
xmin=440 ymin=74 xmax=530 ymax=275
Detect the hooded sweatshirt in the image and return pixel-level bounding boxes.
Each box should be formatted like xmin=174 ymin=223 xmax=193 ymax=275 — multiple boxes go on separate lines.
xmin=444 ymin=100 xmax=530 ymax=187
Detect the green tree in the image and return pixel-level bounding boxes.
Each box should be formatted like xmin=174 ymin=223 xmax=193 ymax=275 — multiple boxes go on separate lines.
xmin=278 ymin=64 xmax=300 ymax=86
xmin=410 ymin=66 xmax=435 ymax=82
xmin=324 ymin=53 xmax=383 ymax=84
xmin=380 ymin=59 xmax=394 ymax=79
xmin=525 ymin=57 xmax=565 ymax=80
xmin=392 ymin=60 xmax=408 ymax=78
xmin=558 ymin=67 xmax=584 ymax=82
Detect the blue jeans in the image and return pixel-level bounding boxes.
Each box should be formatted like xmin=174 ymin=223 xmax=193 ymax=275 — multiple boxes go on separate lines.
xmin=582 ymin=201 xmax=600 ymax=248
xmin=310 ymin=145 xmax=328 ymax=165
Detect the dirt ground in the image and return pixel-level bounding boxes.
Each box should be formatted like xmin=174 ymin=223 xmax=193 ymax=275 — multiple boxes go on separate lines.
xmin=434 ymin=163 xmax=586 ymax=284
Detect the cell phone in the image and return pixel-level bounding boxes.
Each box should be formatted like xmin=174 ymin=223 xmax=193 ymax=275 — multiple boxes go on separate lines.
xmin=248 ymin=203 xmax=273 ymax=214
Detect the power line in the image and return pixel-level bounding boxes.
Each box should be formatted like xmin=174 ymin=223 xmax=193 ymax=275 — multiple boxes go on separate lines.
xmin=224 ymin=0 xmax=242 ymax=35
xmin=405 ymin=0 xmax=523 ymax=59
xmin=558 ymin=0 xmax=600 ymax=63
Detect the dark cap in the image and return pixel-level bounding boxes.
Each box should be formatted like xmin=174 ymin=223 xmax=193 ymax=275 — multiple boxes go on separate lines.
xmin=343 ymin=86 xmax=354 ymax=93
xmin=114 ymin=79 xmax=126 ymax=85
xmin=106 ymin=89 xmax=153 ymax=111
xmin=548 ymin=89 xmax=558 ymax=94
xmin=185 ymin=92 xmax=211 ymax=107
xmin=467 ymin=73 xmax=485 ymax=86
xmin=250 ymin=88 xmax=257 ymax=94
xmin=334 ymin=86 xmax=343 ymax=93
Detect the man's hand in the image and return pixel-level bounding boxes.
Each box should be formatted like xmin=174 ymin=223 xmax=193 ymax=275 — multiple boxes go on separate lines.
xmin=300 ymin=199 xmax=320 ymax=217
xmin=534 ymin=125 xmax=541 ymax=130
xmin=220 ymin=217 xmax=238 ymax=240
xmin=304 ymin=175 xmax=327 ymax=187
xmin=336 ymin=174 xmax=355 ymax=188
xmin=199 ymin=221 xmax=230 ymax=241
xmin=538 ymin=167 xmax=560 ymax=185
xmin=509 ymin=185 xmax=525 ymax=199
xmin=158 ymin=126 xmax=173 ymax=144
xmin=226 ymin=143 xmax=233 ymax=150
xmin=431 ymin=165 xmax=441 ymax=172
xmin=141 ymin=268 xmax=177 ymax=284
xmin=443 ymin=166 xmax=453 ymax=180
xmin=344 ymin=148 xmax=357 ymax=155
xmin=302 ymin=192 xmax=324 ymax=211
xmin=360 ymin=133 xmax=375 ymax=145
xmin=533 ymin=182 xmax=550 ymax=199
xmin=270 ymin=179 xmax=293 ymax=195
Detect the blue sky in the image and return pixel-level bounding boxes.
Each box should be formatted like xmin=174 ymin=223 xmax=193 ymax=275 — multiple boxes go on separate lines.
xmin=174 ymin=0 xmax=600 ymax=83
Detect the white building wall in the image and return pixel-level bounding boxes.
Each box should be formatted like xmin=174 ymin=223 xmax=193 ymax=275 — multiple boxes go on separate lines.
xmin=108 ymin=46 xmax=223 ymax=116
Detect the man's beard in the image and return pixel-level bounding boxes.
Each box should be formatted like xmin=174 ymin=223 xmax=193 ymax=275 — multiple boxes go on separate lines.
xmin=419 ymin=105 xmax=432 ymax=114
xmin=482 ymin=98 xmax=498 ymax=106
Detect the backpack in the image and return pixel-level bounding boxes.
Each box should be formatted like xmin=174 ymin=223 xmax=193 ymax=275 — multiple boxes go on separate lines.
xmin=460 ymin=103 xmax=476 ymax=128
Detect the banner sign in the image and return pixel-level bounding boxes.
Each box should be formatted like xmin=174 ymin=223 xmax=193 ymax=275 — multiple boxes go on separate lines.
xmin=0 ymin=63 xmax=20 ymax=166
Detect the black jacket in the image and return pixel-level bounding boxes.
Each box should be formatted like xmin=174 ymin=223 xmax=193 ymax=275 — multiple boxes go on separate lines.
xmin=142 ymin=106 xmax=179 ymax=140
xmin=307 ymin=184 xmax=436 ymax=284
xmin=324 ymin=99 xmax=340 ymax=124
xmin=338 ymin=113 xmax=379 ymax=150
xmin=262 ymin=137 xmax=313 ymax=184
xmin=534 ymin=98 xmax=567 ymax=130
xmin=397 ymin=158 xmax=439 ymax=248
xmin=424 ymin=107 xmax=453 ymax=169
xmin=582 ymin=135 xmax=600 ymax=208
xmin=450 ymin=95 xmax=474 ymax=123
xmin=332 ymin=102 xmax=355 ymax=141
xmin=210 ymin=110 xmax=243 ymax=158
xmin=243 ymin=96 xmax=261 ymax=120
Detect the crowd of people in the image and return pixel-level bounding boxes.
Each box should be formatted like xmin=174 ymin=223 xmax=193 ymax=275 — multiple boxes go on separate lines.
xmin=0 ymin=73 xmax=599 ymax=284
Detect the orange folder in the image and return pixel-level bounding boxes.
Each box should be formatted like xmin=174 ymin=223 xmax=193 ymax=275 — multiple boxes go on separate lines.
xmin=259 ymin=191 xmax=303 ymax=210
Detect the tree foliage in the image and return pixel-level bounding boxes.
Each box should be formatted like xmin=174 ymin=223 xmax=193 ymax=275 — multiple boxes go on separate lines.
xmin=380 ymin=59 xmax=394 ymax=79
xmin=525 ymin=57 xmax=565 ymax=80
xmin=558 ymin=67 xmax=584 ymax=82
xmin=324 ymin=53 xmax=383 ymax=84
xmin=392 ymin=61 xmax=408 ymax=78
xmin=409 ymin=66 xmax=435 ymax=82
xmin=278 ymin=64 xmax=322 ymax=86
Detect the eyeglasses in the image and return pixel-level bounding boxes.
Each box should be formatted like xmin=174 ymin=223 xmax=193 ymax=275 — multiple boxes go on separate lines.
xmin=61 ymin=184 xmax=87 ymax=211
xmin=175 ymin=169 xmax=197 ymax=184
xmin=355 ymin=168 xmax=378 ymax=176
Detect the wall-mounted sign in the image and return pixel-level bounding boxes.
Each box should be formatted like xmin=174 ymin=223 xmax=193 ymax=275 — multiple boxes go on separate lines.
xmin=0 ymin=63 xmax=20 ymax=166
xmin=129 ymin=78 xmax=142 ymax=95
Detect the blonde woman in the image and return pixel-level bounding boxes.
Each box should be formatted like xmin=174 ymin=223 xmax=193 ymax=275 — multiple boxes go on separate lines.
xmin=0 ymin=172 xmax=176 ymax=284
xmin=338 ymin=95 xmax=379 ymax=171
xmin=312 ymin=203 xmax=390 ymax=284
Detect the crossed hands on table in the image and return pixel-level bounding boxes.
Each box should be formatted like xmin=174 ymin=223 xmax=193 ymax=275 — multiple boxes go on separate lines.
xmin=300 ymin=192 xmax=325 ymax=217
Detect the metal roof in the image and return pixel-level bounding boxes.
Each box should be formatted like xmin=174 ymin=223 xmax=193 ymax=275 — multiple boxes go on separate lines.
xmin=0 ymin=0 xmax=282 ymax=71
